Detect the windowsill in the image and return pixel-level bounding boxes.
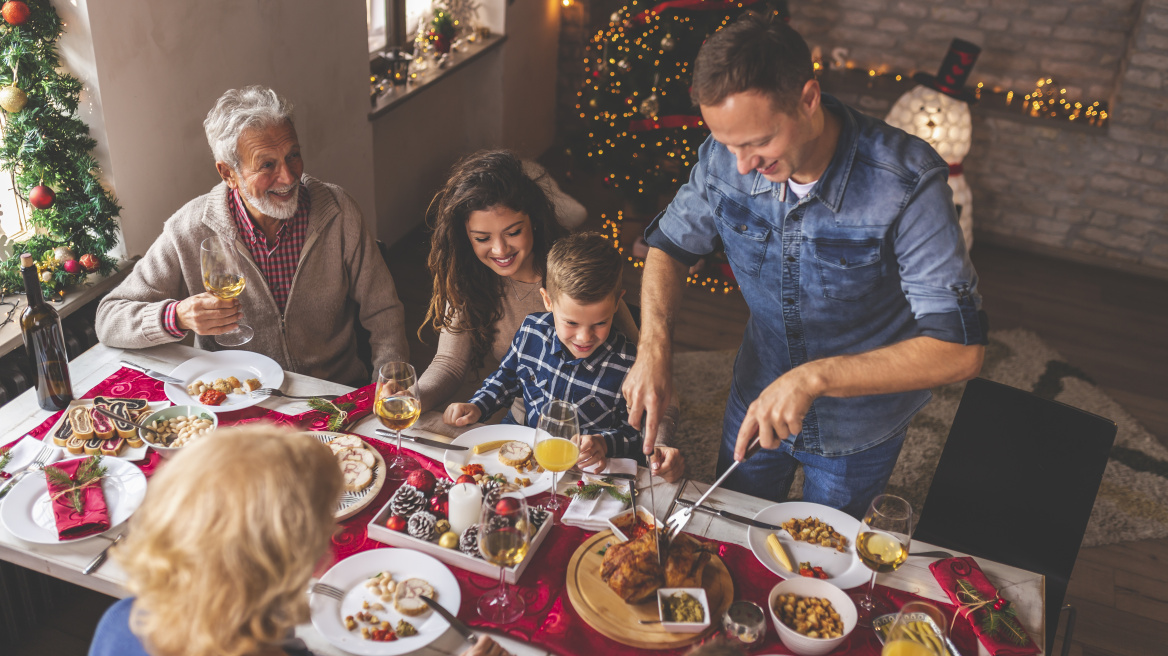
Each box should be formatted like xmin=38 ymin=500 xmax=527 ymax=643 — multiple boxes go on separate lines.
xmin=0 ymin=257 xmax=138 ymax=358
xmin=368 ymin=34 xmax=507 ymax=120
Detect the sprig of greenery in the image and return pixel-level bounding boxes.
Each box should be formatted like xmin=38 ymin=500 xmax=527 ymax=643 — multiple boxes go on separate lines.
xmin=565 ymin=477 xmax=631 ymax=504
xmin=307 ymin=397 xmax=355 ymax=431
xmin=956 ymin=578 xmax=1030 ymax=645
xmin=0 ymin=445 xmax=12 ymax=472
xmin=44 ymin=455 xmax=106 ymax=513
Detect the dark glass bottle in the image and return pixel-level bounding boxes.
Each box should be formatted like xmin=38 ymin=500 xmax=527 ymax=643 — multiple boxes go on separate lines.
xmin=19 ymin=253 xmax=73 ymax=410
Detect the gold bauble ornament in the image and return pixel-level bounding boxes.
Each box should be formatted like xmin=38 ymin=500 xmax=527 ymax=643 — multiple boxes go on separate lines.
xmin=40 ymin=270 xmax=53 ymax=283
xmin=438 ymin=531 xmax=459 ymax=549
xmin=53 ymin=246 xmax=77 ymax=265
xmin=0 ymin=85 xmax=27 ymax=113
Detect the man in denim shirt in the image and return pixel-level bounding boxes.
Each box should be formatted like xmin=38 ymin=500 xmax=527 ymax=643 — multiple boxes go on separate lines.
xmin=623 ymin=15 xmax=988 ymax=518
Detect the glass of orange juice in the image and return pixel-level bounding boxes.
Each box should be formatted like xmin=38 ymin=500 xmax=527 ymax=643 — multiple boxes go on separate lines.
xmin=534 ymin=400 xmax=580 ymax=519
xmin=881 ymin=601 xmax=949 ymax=656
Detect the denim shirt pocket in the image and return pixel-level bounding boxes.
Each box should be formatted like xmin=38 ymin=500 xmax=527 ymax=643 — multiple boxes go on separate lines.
xmin=711 ymin=192 xmax=771 ymax=278
xmin=813 ymin=238 xmax=884 ymax=301
xmin=576 ymin=394 xmax=614 ymax=429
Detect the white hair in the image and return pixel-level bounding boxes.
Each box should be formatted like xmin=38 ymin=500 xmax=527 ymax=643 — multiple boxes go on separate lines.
xmin=203 ymin=86 xmax=294 ymax=171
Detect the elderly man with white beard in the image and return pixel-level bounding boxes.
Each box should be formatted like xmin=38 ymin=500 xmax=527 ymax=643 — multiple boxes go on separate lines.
xmin=97 ymin=86 xmax=408 ymax=386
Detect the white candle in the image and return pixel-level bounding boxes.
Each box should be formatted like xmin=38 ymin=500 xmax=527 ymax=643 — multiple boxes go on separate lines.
xmin=447 ymin=482 xmax=482 ymax=538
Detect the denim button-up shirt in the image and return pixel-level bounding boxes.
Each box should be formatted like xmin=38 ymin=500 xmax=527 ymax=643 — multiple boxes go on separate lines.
xmin=645 ymin=94 xmax=986 ymax=456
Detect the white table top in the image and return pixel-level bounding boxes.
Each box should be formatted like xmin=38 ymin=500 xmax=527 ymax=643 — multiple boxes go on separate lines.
xmin=0 ymin=343 xmax=1045 ymax=655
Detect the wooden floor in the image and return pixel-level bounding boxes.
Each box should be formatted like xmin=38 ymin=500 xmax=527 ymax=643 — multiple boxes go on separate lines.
xmin=11 ymin=158 xmax=1168 ymax=654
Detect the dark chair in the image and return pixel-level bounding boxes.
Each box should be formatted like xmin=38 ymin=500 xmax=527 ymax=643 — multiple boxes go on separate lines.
xmin=913 ymin=378 xmax=1116 ymax=656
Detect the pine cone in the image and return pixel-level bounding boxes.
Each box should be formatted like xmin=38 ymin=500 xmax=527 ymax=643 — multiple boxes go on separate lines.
xmin=390 ymin=484 xmax=426 ymax=517
xmin=459 ymin=524 xmax=482 ymax=558
xmin=480 ymin=478 xmax=502 ymax=506
xmin=528 ymin=505 xmax=550 ymax=530
xmin=434 ymin=478 xmax=454 ymax=495
xmin=487 ymin=514 xmax=510 ymax=532
xmin=407 ymin=511 xmax=439 ymax=541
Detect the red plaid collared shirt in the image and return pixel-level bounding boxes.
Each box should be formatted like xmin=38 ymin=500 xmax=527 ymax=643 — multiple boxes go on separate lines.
xmin=163 ymin=183 xmax=310 ymax=337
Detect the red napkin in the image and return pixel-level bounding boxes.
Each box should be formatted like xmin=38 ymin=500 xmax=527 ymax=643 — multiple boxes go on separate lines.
xmin=44 ymin=457 xmax=111 ymax=540
xmin=930 ymin=557 xmax=1039 ymax=656
xmin=296 ymin=384 xmax=377 ymax=431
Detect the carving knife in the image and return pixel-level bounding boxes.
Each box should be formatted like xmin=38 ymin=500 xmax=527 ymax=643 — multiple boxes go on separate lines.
xmin=420 ymin=594 xmax=476 ymax=643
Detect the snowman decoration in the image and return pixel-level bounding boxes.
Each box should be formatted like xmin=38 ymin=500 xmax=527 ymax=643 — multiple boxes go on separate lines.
xmin=886 ymin=39 xmax=980 ymax=251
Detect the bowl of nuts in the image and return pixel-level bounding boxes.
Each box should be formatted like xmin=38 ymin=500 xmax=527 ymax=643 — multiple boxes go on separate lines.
xmin=768 ymin=577 xmax=857 ymax=656
xmin=138 ymin=405 xmax=218 ymax=458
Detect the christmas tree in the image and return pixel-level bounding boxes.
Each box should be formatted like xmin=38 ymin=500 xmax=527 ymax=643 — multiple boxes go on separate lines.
xmin=575 ymin=0 xmax=789 ymax=207
xmin=0 ymin=0 xmax=120 ymax=298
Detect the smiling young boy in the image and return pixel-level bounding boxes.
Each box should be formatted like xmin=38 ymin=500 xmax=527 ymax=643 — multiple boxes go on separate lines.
xmin=443 ymin=232 xmax=644 ymax=467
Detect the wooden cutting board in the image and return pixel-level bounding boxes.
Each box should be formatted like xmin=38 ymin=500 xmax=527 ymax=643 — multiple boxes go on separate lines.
xmin=565 ymin=531 xmax=734 ymax=650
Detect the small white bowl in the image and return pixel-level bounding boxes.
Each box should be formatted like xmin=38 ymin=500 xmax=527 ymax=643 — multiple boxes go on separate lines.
xmin=138 ymin=405 xmax=218 ymax=458
xmin=606 ymin=505 xmax=663 ymax=542
xmin=768 ymin=577 xmax=858 ymax=656
xmin=657 ymin=587 xmax=711 ymax=633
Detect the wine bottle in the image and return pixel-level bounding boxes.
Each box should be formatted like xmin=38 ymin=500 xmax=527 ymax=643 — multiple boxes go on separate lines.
xmin=19 ymin=253 xmax=73 ymax=410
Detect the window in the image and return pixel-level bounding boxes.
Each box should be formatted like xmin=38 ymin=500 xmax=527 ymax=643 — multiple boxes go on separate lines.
xmin=367 ymin=0 xmax=436 ymax=52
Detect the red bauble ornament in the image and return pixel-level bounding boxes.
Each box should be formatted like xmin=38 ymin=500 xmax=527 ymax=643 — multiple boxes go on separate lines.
xmin=386 ymin=515 xmax=407 ymax=532
xmin=63 ymin=259 xmax=81 ymax=274
xmin=495 ymin=497 xmax=520 ymax=515
xmin=29 ymin=185 xmax=55 ymax=210
xmin=428 ymin=494 xmax=448 ymax=518
xmin=2 ymin=1 xmax=30 ymax=26
xmin=80 ymin=253 xmax=99 ymax=272
xmin=455 ymin=474 xmax=476 ymax=485
xmin=406 ymin=469 xmax=436 ymax=495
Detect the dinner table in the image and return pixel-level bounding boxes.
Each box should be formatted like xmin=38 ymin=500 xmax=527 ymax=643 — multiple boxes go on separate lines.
xmin=0 ymin=342 xmax=1047 ymax=656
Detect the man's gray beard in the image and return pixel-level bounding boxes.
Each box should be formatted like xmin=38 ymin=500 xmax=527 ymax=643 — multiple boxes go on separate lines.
xmin=238 ymin=178 xmax=299 ymax=220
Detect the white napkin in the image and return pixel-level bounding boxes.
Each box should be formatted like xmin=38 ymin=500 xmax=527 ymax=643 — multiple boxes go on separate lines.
xmin=1 ymin=436 xmax=63 ymax=478
xmin=561 ymin=458 xmax=639 ymax=531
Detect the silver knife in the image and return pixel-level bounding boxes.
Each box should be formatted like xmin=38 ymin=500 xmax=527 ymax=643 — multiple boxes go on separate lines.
xmin=374 ymin=429 xmax=468 ymax=450
xmin=119 ymin=360 xmax=184 ymax=385
xmin=84 ymin=533 xmax=123 ymax=575
xmin=420 ymin=594 xmax=476 ymax=643
xmin=674 ymin=498 xmax=785 ymax=531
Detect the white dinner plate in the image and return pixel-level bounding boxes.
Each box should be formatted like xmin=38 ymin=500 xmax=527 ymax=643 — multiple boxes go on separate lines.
xmin=745 ymin=501 xmax=870 ymax=590
xmin=310 ymin=548 xmax=461 ymax=656
xmin=441 ymin=424 xmax=553 ymax=499
xmin=0 ymin=456 xmax=147 ymax=545
xmin=164 ymin=351 xmax=285 ymax=413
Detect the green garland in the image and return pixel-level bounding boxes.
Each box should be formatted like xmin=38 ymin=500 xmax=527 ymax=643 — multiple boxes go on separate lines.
xmin=307 ymin=397 xmax=356 ymax=431
xmin=0 ymin=0 xmax=121 ymax=296
xmin=565 ymin=476 xmax=631 ymax=504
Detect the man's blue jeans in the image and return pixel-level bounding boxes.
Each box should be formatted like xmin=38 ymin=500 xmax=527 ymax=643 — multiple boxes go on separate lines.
xmin=715 ymin=384 xmax=907 ymax=519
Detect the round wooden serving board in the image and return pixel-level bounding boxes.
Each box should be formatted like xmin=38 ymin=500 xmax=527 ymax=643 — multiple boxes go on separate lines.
xmin=565 ymin=530 xmax=734 ymax=650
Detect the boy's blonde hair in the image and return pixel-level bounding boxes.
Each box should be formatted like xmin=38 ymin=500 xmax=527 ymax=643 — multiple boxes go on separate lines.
xmin=546 ymin=232 xmax=623 ymax=304
xmin=114 ymin=427 xmax=342 ymax=656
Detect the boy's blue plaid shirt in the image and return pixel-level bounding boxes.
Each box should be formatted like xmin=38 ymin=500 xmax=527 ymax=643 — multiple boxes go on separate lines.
xmin=469 ymin=312 xmax=641 ymax=459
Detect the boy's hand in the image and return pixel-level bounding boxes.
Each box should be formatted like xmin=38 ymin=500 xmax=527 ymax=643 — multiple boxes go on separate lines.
xmin=443 ymin=403 xmax=482 ymax=427
xmin=572 ymin=434 xmax=608 ymax=473
xmin=649 ymin=446 xmax=685 ymax=483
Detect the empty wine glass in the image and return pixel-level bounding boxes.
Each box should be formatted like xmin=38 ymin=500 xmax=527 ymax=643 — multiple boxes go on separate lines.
xmin=534 ymin=399 xmax=580 ymax=519
xmin=199 ymin=237 xmax=253 ymax=346
xmin=374 ymin=361 xmax=420 ymax=479
xmin=853 ymin=494 xmax=914 ymax=626
xmin=478 ymin=492 xmax=530 ymax=623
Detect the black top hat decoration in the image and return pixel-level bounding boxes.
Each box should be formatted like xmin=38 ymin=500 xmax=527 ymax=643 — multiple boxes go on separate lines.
xmin=913 ymin=39 xmax=981 ymax=104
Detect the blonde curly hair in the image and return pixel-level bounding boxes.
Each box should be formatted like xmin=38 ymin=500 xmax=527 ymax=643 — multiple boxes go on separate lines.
xmin=113 ymin=427 xmax=342 ymax=656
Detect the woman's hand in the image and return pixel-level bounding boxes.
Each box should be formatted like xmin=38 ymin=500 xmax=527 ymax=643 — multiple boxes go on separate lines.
xmin=572 ymin=434 xmax=609 ymax=473
xmin=443 ymin=403 xmax=482 ymax=427
xmin=460 ymin=635 xmax=510 ymax=656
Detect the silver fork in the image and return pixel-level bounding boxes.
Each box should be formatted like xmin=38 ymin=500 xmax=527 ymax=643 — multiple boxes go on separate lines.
xmin=664 ymin=436 xmax=761 ymax=540
xmin=310 ymin=582 xmax=346 ymax=601
xmin=251 ymin=388 xmax=339 ymax=401
xmin=0 ymin=442 xmax=55 ymax=500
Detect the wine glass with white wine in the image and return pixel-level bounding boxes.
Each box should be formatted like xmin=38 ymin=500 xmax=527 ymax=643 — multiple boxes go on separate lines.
xmin=375 ymin=361 xmax=421 ymax=479
xmin=200 ymin=237 xmax=253 ymax=347
xmin=853 ymin=494 xmax=914 ymax=627
xmin=534 ymin=399 xmax=580 ymax=521
xmin=478 ymin=492 xmax=530 ymax=623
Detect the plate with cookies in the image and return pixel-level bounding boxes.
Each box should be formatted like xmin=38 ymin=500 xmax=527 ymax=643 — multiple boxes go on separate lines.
xmin=440 ymin=424 xmax=554 ymax=499
xmin=164 ymin=351 xmax=284 ymax=412
xmin=41 ymin=398 xmax=171 ymax=462
xmin=745 ymin=501 xmax=869 ymax=590
xmin=310 ymin=547 xmax=461 ymax=656
xmin=307 ymin=432 xmax=387 ymax=520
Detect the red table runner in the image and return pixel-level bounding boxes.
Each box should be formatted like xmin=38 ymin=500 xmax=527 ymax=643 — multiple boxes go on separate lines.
xmin=19 ymin=369 xmax=982 ymax=655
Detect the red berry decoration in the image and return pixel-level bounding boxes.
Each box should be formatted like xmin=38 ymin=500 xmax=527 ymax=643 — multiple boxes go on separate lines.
xmin=455 ymin=474 xmax=476 ymax=485
xmin=495 ymin=497 xmax=520 ymax=515
xmin=428 ymin=494 xmax=448 ymax=518
xmin=63 ymin=259 xmax=81 ymax=274
xmin=2 ymin=1 xmax=30 ymax=26
xmin=993 ymin=597 xmax=1007 ymax=611
xmin=79 ymin=253 xmax=99 ymax=272
xmin=405 ymin=469 xmax=436 ymax=495
xmin=386 ymin=515 xmax=407 ymax=532
xmin=29 ymin=185 xmax=55 ymax=210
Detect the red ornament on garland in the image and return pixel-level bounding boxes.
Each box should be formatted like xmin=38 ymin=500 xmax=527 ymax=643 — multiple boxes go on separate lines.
xmin=63 ymin=259 xmax=81 ymax=274
xmin=2 ymin=1 xmax=30 ymax=26
xmin=405 ymin=469 xmax=436 ymax=496
xmin=386 ymin=515 xmax=407 ymax=532
xmin=29 ymin=185 xmax=55 ymax=210
xmin=80 ymin=253 xmax=100 ymax=272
